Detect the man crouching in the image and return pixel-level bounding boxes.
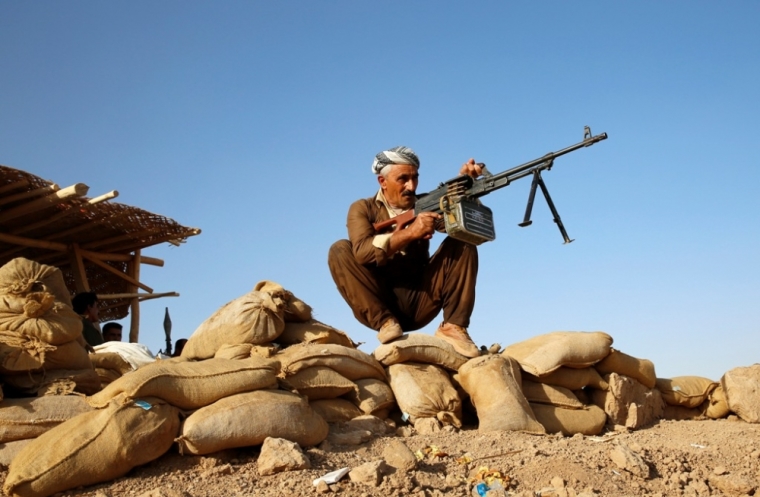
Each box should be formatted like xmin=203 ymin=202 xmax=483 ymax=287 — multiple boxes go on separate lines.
xmin=328 ymin=146 xmax=482 ymax=358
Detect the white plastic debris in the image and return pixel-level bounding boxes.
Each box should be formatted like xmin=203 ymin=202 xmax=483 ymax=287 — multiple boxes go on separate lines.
xmin=313 ymin=467 xmax=350 ymax=486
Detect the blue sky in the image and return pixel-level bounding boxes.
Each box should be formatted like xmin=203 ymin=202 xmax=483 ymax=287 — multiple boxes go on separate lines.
xmin=1 ymin=2 xmax=758 ymax=380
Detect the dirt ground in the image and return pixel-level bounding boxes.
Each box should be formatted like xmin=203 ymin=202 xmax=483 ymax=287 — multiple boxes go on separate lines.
xmin=4 ymin=416 xmax=758 ymax=497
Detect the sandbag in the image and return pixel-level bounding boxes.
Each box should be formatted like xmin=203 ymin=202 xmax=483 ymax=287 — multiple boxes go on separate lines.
xmin=92 ymin=342 xmax=154 ymax=370
xmin=0 ymin=258 xmax=72 ymax=307
xmin=0 ymin=439 xmax=32 ymax=468
xmin=459 ymin=355 xmax=545 ymax=434
xmin=277 ymin=319 xmax=354 ymax=348
xmin=250 ymin=344 xmax=280 ymax=359
xmin=662 ymin=403 xmax=707 ymax=421
xmin=177 ymin=389 xmax=328 ymax=455
xmin=3 ymin=368 xmax=101 ymax=397
xmin=310 ymin=398 xmax=363 ymax=423
xmin=705 ymin=384 xmax=730 ymax=419
xmin=0 ymin=335 xmax=92 ymax=375
xmin=522 ymin=381 xmax=585 ymax=409
xmin=387 ymin=363 xmax=462 ymax=428
xmin=0 ymin=294 xmax=82 ymax=346
xmin=277 ymin=343 xmax=385 ymax=381
xmin=502 ymin=331 xmax=613 ymax=376
xmin=524 ymin=367 xmax=609 ymax=391
xmin=214 ymin=343 xmax=254 ymax=360
xmin=373 ymin=333 xmax=468 ymax=371
xmin=181 ymin=290 xmax=286 ymax=360
xmin=530 ymin=403 xmax=607 ymax=435
xmin=87 ymin=357 xmax=277 ymax=410
xmin=254 ymin=280 xmax=312 ymax=322
xmin=89 ymin=352 xmax=133 ymax=375
xmin=655 ymin=376 xmax=718 ymax=409
xmin=721 ymin=364 xmax=760 ymax=423
xmin=346 ymin=378 xmax=396 ymax=415
xmin=4 ymin=397 xmax=179 ymax=497
xmin=96 ymin=367 xmax=122 ymax=386
xmin=0 ymin=396 xmax=93 ymax=443
xmin=279 ymin=366 xmax=357 ymax=400
xmin=595 ymin=348 xmax=657 ymax=389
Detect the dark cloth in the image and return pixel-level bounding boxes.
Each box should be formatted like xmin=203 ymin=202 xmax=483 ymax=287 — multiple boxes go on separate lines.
xmin=81 ymin=318 xmax=104 ymax=347
xmin=328 ymin=194 xmax=478 ymax=332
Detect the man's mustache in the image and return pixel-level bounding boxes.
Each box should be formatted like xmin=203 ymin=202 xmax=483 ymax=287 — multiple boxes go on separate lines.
xmin=401 ymin=190 xmax=416 ymax=198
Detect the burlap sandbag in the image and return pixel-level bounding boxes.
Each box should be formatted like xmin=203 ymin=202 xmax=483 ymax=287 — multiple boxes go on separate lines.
xmin=0 ymin=338 xmax=92 ymax=374
xmin=373 ymin=333 xmax=468 ymax=371
xmin=0 ymin=396 xmax=93 ymax=443
xmin=279 ymin=366 xmax=357 ymax=400
xmin=177 ymin=389 xmax=328 ymax=455
xmin=502 ymin=331 xmax=613 ymax=376
xmin=459 ymin=355 xmax=545 ymax=434
xmin=0 ymin=338 xmax=54 ymax=373
xmin=595 ymin=349 xmax=657 ymax=389
xmin=214 ymin=343 xmax=254 ymax=360
xmin=524 ymin=367 xmax=609 ymax=391
xmin=662 ymin=403 xmax=707 ymax=421
xmin=89 ymin=352 xmax=133 ymax=375
xmin=278 ymin=319 xmax=354 ymax=348
xmin=250 ymin=344 xmax=280 ymax=359
xmin=0 ymin=293 xmax=82 ymax=346
xmin=721 ymin=364 xmax=760 ymax=423
xmin=254 ymin=280 xmax=312 ymax=322
xmin=387 ymin=363 xmax=461 ymax=427
xmin=4 ymin=397 xmax=179 ymax=497
xmin=181 ymin=290 xmax=286 ymax=360
xmin=277 ymin=343 xmax=385 ymax=381
xmin=96 ymin=367 xmax=122 ymax=386
xmin=655 ymin=376 xmax=718 ymax=408
xmin=3 ymin=368 xmax=101 ymax=397
xmin=705 ymin=384 xmax=730 ymax=419
xmin=346 ymin=378 xmax=396 ymax=415
xmin=88 ymin=357 xmax=277 ymax=409
xmin=0 ymin=439 xmax=32 ymax=468
xmin=522 ymin=381 xmax=584 ymax=409
xmin=310 ymin=398 xmax=363 ymax=423
xmin=0 ymin=258 xmax=72 ymax=307
xmin=530 ymin=403 xmax=607 ymax=435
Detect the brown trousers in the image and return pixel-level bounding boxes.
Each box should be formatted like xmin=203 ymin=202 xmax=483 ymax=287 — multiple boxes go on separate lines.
xmin=327 ymin=237 xmax=478 ymax=332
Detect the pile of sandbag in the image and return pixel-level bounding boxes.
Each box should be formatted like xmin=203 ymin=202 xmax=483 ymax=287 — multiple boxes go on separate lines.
xmin=0 ymin=258 xmax=98 ymax=397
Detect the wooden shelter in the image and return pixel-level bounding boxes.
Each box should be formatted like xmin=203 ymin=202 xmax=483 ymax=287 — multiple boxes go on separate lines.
xmin=0 ymin=164 xmax=201 ymax=342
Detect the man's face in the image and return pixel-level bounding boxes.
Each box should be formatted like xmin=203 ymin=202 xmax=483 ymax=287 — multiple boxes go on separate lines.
xmin=378 ymin=164 xmax=419 ymax=210
xmin=103 ymin=328 xmax=122 ymax=342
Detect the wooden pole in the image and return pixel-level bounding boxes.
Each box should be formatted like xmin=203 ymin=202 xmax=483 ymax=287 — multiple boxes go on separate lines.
xmin=11 ymin=190 xmax=119 ymax=236
xmin=0 ymin=183 xmax=54 ymax=205
xmin=0 ymin=232 xmax=67 ymax=252
xmin=0 ymin=183 xmax=89 ymax=223
xmin=79 ymin=249 xmax=164 ymax=267
xmin=80 ymin=253 xmax=153 ymax=293
xmin=67 ymin=243 xmax=90 ymax=293
xmin=0 ymin=179 xmax=30 ymax=196
xmin=128 ymin=250 xmax=141 ymax=343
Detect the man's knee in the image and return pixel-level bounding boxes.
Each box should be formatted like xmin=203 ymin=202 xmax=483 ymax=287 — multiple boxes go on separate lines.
xmin=328 ymin=240 xmax=352 ymax=263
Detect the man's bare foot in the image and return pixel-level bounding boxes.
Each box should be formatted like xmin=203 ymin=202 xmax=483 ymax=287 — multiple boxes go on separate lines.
xmin=377 ymin=318 xmax=403 ymax=344
xmin=435 ymin=322 xmax=479 ymax=358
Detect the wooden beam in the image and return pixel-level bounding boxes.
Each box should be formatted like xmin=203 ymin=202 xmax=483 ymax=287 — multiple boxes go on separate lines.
xmin=98 ymin=291 xmax=178 ymax=300
xmin=67 ymin=243 xmax=90 ymax=293
xmin=0 ymin=183 xmax=89 ymax=223
xmin=80 ymin=252 xmax=153 ymax=294
xmin=79 ymin=249 xmax=164 ymax=267
xmin=0 ymin=184 xmax=59 ymax=207
xmin=0 ymin=179 xmax=30 ymax=196
xmin=0 ymin=232 xmax=67 ymax=252
xmin=11 ymin=190 xmax=119 ymax=236
xmin=128 ymin=250 xmax=141 ymax=343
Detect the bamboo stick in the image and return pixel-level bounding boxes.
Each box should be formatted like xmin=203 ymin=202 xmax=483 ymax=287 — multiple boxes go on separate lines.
xmin=0 ymin=184 xmax=59 ymax=207
xmin=80 ymin=253 xmax=153 ymax=293
xmin=0 ymin=183 xmax=89 ymax=223
xmin=128 ymin=250 xmax=141 ymax=343
xmin=0 ymin=232 xmax=67 ymax=252
xmin=0 ymin=179 xmax=30 ymax=196
xmin=79 ymin=249 xmax=164 ymax=267
xmin=11 ymin=190 xmax=119 ymax=236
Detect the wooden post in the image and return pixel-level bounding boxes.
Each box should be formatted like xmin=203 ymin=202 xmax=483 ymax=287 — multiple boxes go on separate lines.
xmin=0 ymin=183 xmax=89 ymax=223
xmin=128 ymin=250 xmax=141 ymax=343
xmin=67 ymin=243 xmax=90 ymax=293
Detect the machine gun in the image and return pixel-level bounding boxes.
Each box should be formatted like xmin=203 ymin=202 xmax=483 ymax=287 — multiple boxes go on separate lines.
xmin=372 ymin=126 xmax=608 ymax=245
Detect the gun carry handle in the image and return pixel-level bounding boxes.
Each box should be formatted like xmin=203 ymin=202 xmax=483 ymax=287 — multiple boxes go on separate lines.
xmin=372 ymin=210 xmax=416 ymax=233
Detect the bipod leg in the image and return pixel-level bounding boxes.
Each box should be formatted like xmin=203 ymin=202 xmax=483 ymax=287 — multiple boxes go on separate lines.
xmin=518 ymin=170 xmax=540 ymax=227
xmin=536 ymin=173 xmax=574 ymax=244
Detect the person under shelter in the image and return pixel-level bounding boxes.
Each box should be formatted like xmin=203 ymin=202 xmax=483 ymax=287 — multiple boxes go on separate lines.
xmin=328 ymin=146 xmax=483 ymax=358
xmin=71 ymin=291 xmax=104 ymax=347
xmin=102 ymin=322 xmax=123 ymax=342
